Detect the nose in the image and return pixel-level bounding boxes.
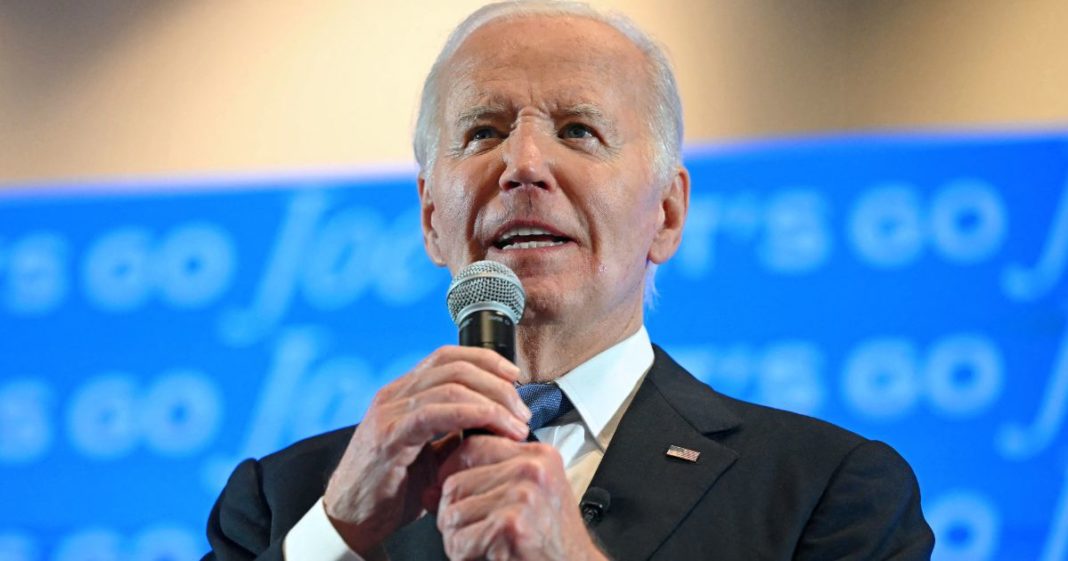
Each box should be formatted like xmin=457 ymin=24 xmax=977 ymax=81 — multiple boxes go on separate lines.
xmin=499 ymin=126 xmax=555 ymax=192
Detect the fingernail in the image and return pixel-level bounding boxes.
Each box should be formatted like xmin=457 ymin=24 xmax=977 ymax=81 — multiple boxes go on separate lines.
xmin=518 ymin=403 xmax=532 ymax=421
xmin=502 ymin=360 xmax=520 ymax=377
xmin=511 ymin=416 xmax=529 ymax=437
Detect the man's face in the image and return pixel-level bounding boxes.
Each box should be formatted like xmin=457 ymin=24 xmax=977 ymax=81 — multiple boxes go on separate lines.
xmin=420 ymin=15 xmax=688 ymax=327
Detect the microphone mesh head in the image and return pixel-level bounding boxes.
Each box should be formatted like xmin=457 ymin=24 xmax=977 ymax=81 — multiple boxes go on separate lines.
xmin=446 ymin=260 xmax=526 ymax=326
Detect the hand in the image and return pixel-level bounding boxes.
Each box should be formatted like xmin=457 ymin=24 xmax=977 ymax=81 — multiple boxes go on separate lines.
xmin=322 ymin=346 xmax=532 ymax=556
xmin=435 ymin=436 xmax=609 ymax=561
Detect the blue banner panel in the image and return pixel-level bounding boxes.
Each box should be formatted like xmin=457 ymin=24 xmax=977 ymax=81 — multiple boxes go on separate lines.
xmin=1 ymin=131 xmax=1066 ymax=561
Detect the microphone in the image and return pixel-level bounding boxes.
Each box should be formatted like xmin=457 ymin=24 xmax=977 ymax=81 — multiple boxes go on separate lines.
xmin=446 ymin=260 xmax=526 ymax=362
xmin=580 ymin=487 xmax=611 ymax=525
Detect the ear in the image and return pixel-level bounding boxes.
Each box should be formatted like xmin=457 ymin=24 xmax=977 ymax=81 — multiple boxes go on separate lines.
xmin=417 ymin=174 xmax=447 ymax=267
xmin=648 ymin=166 xmax=690 ymax=265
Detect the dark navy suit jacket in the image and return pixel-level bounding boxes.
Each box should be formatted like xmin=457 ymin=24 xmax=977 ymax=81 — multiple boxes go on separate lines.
xmin=203 ymin=346 xmax=934 ymax=560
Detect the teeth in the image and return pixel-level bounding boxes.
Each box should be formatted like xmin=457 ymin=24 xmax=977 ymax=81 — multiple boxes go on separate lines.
xmin=503 ymin=240 xmax=566 ymax=250
xmin=500 ymin=227 xmax=554 ymax=242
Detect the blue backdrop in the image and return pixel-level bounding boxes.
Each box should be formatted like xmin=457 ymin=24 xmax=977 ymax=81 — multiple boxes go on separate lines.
xmin=1 ymin=131 xmax=1066 ymax=561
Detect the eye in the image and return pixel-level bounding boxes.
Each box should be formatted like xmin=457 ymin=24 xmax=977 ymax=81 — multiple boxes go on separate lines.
xmin=469 ymin=126 xmax=501 ymax=142
xmin=560 ymin=123 xmax=596 ymax=140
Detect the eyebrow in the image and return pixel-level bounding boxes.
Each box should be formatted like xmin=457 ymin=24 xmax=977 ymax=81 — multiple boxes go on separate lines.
xmin=450 ymin=102 xmax=616 ymax=134
xmin=560 ymin=103 xmax=618 ymax=138
xmin=453 ymin=103 xmax=511 ymax=132
xmin=558 ymin=103 xmax=608 ymax=124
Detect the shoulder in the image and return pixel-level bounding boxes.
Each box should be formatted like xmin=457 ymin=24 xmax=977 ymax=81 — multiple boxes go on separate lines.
xmin=649 ymin=344 xmax=864 ymax=447
xmin=257 ymin=425 xmax=357 ymax=497
xmin=719 ymin=392 xmax=935 ymax=557
xmin=648 ymin=345 xmax=934 ymax=555
xmin=718 ymin=390 xmax=866 ymax=455
xmin=648 ymin=344 xmax=903 ymax=478
xmin=236 ymin=425 xmax=357 ymax=529
xmin=714 ymin=391 xmax=921 ymax=489
xmin=260 ymin=425 xmax=356 ymax=475
xmin=205 ymin=426 xmax=357 ymax=555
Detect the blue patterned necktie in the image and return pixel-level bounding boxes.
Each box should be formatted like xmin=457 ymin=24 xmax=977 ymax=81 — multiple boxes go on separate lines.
xmin=517 ymin=383 xmax=574 ymax=432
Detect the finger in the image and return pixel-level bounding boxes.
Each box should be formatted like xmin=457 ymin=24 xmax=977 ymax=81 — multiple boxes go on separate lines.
xmin=378 ymin=347 xmax=526 ymax=421
xmin=417 ymin=345 xmax=521 ymax=382
xmin=437 ymin=438 xmax=555 ymax=490
xmin=354 ymin=384 xmax=525 ymax=474
xmin=389 ymin=402 xmax=529 ymax=448
xmin=418 ymin=434 xmax=461 ymax=514
xmin=438 ymin=479 xmax=542 ymax=534
xmin=442 ymin=504 xmax=525 ymax=561
xmin=405 ymin=361 xmax=530 ymax=422
xmin=442 ymin=460 xmax=542 ymax=507
xmin=400 ymin=382 xmax=530 ymax=439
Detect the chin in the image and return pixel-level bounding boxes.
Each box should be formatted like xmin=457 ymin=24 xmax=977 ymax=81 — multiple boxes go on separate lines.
xmin=516 ymin=289 xmax=569 ymax=325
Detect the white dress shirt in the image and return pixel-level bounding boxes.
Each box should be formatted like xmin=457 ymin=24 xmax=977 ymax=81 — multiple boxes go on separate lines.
xmin=284 ymin=327 xmax=655 ymax=560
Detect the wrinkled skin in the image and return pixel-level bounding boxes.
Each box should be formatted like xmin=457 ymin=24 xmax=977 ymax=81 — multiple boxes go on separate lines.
xmin=324 ymin=346 xmax=530 ymax=556
xmin=324 ymin=14 xmax=689 ymax=561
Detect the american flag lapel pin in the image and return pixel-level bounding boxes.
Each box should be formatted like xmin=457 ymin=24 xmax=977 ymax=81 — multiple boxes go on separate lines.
xmin=666 ymin=444 xmax=701 ymax=463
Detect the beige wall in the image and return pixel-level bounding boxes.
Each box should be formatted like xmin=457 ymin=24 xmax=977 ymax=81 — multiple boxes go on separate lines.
xmin=2 ymin=0 xmax=1068 ymax=185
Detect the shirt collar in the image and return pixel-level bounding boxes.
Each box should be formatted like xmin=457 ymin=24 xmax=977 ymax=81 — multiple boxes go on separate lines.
xmin=554 ymin=326 xmax=654 ymax=445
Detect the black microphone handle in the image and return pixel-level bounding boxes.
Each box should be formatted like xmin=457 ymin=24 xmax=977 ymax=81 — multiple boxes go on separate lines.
xmin=458 ymin=309 xmax=517 ymax=439
xmin=458 ymin=308 xmax=517 ymax=363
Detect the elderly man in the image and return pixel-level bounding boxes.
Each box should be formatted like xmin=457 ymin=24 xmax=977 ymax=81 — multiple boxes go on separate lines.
xmin=204 ymin=2 xmax=934 ymax=560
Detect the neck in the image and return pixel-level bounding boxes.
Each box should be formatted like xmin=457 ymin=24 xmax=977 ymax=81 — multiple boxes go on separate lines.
xmin=513 ymin=304 xmax=644 ymax=383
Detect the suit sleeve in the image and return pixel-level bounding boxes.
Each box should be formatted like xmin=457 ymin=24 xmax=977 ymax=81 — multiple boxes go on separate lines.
xmin=202 ymin=458 xmax=285 ymax=561
xmin=793 ymin=440 xmax=935 ymax=561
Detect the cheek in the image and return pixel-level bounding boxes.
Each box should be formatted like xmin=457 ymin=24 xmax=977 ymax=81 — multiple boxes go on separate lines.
xmin=426 ymin=189 xmax=466 ymax=263
xmin=616 ymin=196 xmax=663 ymax=265
xmin=431 ymin=178 xmax=475 ymax=230
xmin=432 ymin=197 xmax=463 ymax=235
xmin=429 ymin=167 xmax=499 ymax=263
xmin=589 ymin=199 xmax=655 ymax=264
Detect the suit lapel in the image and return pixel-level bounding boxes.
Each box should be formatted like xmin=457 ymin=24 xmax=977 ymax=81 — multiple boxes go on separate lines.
xmin=588 ymin=346 xmax=742 ymax=561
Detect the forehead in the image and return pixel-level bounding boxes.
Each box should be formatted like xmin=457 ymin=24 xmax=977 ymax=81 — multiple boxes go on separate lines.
xmin=440 ymin=15 xmax=650 ymax=118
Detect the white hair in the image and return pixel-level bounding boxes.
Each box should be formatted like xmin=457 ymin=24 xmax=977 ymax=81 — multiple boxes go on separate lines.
xmin=412 ymin=1 xmax=684 ymax=184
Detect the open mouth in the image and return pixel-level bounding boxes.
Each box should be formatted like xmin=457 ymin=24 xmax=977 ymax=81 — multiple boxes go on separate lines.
xmin=493 ymin=227 xmax=572 ymax=250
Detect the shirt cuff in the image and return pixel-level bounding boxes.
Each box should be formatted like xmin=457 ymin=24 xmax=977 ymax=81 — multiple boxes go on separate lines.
xmin=283 ymin=497 xmax=364 ymax=561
